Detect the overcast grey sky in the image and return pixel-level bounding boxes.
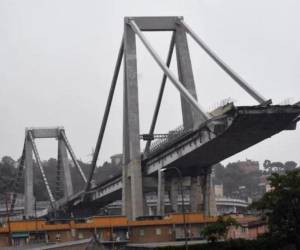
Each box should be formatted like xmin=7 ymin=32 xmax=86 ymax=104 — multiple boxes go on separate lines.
xmin=0 ymin=0 xmax=299 ymax=167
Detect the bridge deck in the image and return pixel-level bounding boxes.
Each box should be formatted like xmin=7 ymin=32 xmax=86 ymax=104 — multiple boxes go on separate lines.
xmin=144 ymin=104 xmax=300 ymax=175
xmin=59 ymin=104 xmax=300 ymax=212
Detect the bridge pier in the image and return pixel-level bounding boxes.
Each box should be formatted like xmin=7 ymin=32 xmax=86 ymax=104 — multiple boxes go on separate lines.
xmin=18 ymin=128 xmax=85 ymax=219
xmin=24 ymin=136 xmax=34 ymax=218
xmin=157 ymin=170 xmax=165 ymax=216
xmin=170 ymin=177 xmax=179 ymax=213
xmin=165 ymin=171 xmax=216 ymax=216
xmin=203 ymin=167 xmax=217 ymax=216
xmin=58 ymin=138 xmax=74 ymax=198
xmin=190 ymin=176 xmax=203 ymax=212
xmin=122 ymin=23 xmax=144 ymax=220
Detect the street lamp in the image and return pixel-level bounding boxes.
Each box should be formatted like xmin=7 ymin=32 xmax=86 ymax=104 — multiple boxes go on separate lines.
xmin=160 ymin=167 xmax=188 ymax=250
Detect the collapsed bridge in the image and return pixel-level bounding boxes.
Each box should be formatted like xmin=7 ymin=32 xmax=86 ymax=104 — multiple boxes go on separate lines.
xmin=11 ymin=16 xmax=300 ymax=220
xmin=66 ymin=103 xmax=300 ymax=217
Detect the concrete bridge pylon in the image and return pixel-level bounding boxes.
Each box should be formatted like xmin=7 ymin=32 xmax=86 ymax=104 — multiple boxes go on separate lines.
xmin=121 ymin=17 xmax=221 ymax=219
xmin=11 ymin=127 xmax=86 ymax=218
xmin=82 ymin=16 xmax=272 ymax=220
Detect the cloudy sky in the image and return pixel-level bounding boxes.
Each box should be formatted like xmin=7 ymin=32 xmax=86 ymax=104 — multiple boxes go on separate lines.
xmin=0 ymin=0 xmax=299 ymax=167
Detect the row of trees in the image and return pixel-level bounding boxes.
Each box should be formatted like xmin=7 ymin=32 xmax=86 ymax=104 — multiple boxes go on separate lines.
xmin=263 ymin=160 xmax=298 ymax=173
xmin=0 ymin=156 xmax=121 ymax=201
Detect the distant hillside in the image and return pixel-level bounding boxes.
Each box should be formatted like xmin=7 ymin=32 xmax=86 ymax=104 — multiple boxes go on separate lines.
xmin=0 ymin=155 xmax=298 ymax=202
xmin=0 ymin=155 xmax=122 ymax=201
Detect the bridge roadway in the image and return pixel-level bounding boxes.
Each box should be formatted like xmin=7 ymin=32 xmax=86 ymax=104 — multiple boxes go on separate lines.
xmin=56 ymin=103 xmax=300 ymax=213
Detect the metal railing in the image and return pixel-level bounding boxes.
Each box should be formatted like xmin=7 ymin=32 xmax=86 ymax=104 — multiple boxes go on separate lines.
xmin=147 ymin=125 xmax=191 ymax=155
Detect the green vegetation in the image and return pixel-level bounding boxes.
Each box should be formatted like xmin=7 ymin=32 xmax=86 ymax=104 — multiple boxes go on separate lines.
xmin=251 ymin=169 xmax=300 ymax=248
xmin=263 ymin=160 xmax=297 ymax=173
xmin=0 ymin=156 xmax=17 ymax=194
xmin=0 ymin=156 xmax=121 ymax=201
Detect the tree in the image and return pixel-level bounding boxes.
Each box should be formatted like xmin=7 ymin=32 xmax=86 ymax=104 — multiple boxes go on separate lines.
xmin=202 ymin=216 xmax=239 ymax=242
xmin=0 ymin=156 xmax=17 ymax=194
xmin=1 ymin=156 xmax=15 ymax=166
xmin=251 ymin=170 xmax=300 ymax=247
xmin=263 ymin=160 xmax=272 ymax=173
xmin=284 ymin=161 xmax=297 ymax=171
xmin=263 ymin=160 xmax=285 ymax=173
xmin=271 ymin=162 xmax=285 ymax=172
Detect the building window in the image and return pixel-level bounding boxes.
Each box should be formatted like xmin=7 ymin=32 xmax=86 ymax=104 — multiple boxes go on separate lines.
xmin=140 ymin=229 xmax=144 ymax=236
xmin=156 ymin=228 xmax=162 ymax=235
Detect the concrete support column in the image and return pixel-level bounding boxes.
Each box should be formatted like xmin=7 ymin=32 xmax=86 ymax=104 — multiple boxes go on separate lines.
xmin=157 ymin=170 xmax=165 ymax=216
xmin=122 ymin=22 xmax=144 ymax=220
xmin=24 ymin=137 xmax=34 ymax=218
xmin=175 ymin=25 xmax=205 ymax=130
xmin=121 ymin=174 xmax=132 ymax=217
xmin=58 ymin=139 xmax=73 ymax=198
xmin=170 ymin=177 xmax=179 ymax=213
xmin=190 ymin=176 xmax=203 ymax=212
xmin=209 ymin=172 xmax=217 ymax=216
xmin=122 ymin=51 xmax=131 ymax=217
xmin=203 ymin=167 xmax=217 ymax=216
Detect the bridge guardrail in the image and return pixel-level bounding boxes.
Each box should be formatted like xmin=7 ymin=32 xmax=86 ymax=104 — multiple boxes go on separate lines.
xmin=147 ymin=125 xmax=191 ymax=155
